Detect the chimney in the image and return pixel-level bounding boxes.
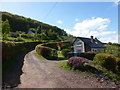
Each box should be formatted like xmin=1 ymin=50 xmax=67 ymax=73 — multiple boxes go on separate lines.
xmin=91 ymin=36 xmax=94 ymax=43
xmin=94 ymin=37 xmax=98 ymax=41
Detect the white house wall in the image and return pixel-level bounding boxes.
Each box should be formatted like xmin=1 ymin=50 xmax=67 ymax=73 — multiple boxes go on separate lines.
xmin=74 ymin=38 xmax=85 ymax=53
xmin=91 ymin=48 xmax=105 ymax=52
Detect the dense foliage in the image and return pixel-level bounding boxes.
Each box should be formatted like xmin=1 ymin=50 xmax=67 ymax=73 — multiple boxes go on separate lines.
xmin=78 ymin=52 xmax=96 ymax=60
xmin=2 ymin=41 xmax=42 ymax=72
xmin=35 ymin=43 xmax=58 ymax=60
xmin=116 ymin=58 xmax=120 ymax=72
xmin=104 ymin=43 xmax=120 ymax=57
xmin=36 ymin=46 xmax=52 ymax=57
xmin=61 ymin=49 xmax=71 ymax=57
xmin=93 ymin=53 xmax=116 ymax=72
xmin=1 ymin=12 xmax=71 ymax=42
xmin=2 ymin=19 xmax=10 ymax=39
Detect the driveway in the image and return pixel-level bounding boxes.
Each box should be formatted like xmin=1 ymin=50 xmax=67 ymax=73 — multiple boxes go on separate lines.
xmin=17 ymin=50 xmax=119 ymax=88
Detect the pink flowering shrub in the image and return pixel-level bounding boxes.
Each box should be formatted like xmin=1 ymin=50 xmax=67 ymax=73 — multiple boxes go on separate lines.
xmin=67 ymin=57 xmax=87 ymax=69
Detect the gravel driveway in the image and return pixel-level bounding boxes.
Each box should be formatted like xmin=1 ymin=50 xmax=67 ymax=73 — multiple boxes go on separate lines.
xmin=17 ymin=50 xmax=120 ymax=88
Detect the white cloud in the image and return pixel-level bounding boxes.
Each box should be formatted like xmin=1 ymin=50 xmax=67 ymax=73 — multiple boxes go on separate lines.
xmin=72 ymin=17 xmax=110 ymax=37
xmin=99 ymin=36 xmax=118 ymax=43
xmin=75 ymin=18 xmax=79 ymax=22
xmin=57 ymin=20 xmax=63 ymax=24
xmin=99 ymin=31 xmax=116 ymax=36
xmin=64 ymin=28 xmax=72 ymax=34
xmin=64 ymin=17 xmax=117 ymax=43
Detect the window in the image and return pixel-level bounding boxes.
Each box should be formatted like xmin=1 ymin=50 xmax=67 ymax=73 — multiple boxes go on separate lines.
xmin=92 ymin=49 xmax=97 ymax=52
xmin=95 ymin=42 xmax=98 ymax=44
xmin=76 ymin=41 xmax=82 ymax=46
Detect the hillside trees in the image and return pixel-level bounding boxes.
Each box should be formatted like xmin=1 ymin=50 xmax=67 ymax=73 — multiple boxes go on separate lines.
xmin=1 ymin=12 xmax=71 ymax=42
xmin=2 ymin=19 xmax=10 ymax=39
xmin=2 ymin=12 xmax=67 ymax=36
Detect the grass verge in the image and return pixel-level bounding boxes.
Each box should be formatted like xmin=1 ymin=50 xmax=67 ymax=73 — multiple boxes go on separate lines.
xmin=59 ymin=60 xmax=74 ymax=70
xmin=35 ymin=50 xmax=47 ymax=60
xmin=59 ymin=60 xmax=120 ymax=82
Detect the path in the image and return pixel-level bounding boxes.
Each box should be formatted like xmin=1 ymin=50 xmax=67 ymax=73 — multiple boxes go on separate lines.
xmin=17 ymin=50 xmax=120 ymax=88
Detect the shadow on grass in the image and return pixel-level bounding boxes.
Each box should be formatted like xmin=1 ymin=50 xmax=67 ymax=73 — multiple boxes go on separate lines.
xmin=76 ymin=65 xmax=103 ymax=74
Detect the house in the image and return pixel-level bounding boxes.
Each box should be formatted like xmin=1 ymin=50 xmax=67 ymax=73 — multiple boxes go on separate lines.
xmin=73 ymin=36 xmax=106 ymax=53
xmin=27 ymin=30 xmax=36 ymax=34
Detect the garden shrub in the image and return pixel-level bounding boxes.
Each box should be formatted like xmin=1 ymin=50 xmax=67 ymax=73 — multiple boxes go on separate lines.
xmin=2 ymin=41 xmax=42 ymax=73
xmin=35 ymin=44 xmax=58 ymax=59
xmin=78 ymin=52 xmax=96 ymax=60
xmin=61 ymin=49 xmax=71 ymax=57
xmin=67 ymin=57 xmax=87 ymax=70
xmin=93 ymin=53 xmax=116 ymax=72
xmin=61 ymin=43 xmax=73 ymax=52
xmin=36 ymin=46 xmax=51 ymax=57
xmin=116 ymin=58 xmax=120 ymax=72
xmin=42 ymin=42 xmax=58 ymax=50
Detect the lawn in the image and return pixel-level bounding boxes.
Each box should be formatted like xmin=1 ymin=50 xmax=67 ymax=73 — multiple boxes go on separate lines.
xmin=57 ymin=51 xmax=64 ymax=58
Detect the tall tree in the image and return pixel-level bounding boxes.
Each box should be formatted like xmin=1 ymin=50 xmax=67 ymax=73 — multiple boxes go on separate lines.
xmin=37 ymin=26 xmax=41 ymax=33
xmin=2 ymin=19 xmax=10 ymax=35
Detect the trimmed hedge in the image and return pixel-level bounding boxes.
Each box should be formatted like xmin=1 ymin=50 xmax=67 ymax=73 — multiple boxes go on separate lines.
xmin=2 ymin=41 xmax=42 ymax=72
xmin=61 ymin=49 xmax=71 ymax=57
xmin=93 ymin=53 xmax=116 ymax=72
xmin=35 ymin=43 xmax=58 ymax=60
xmin=116 ymin=58 xmax=120 ymax=72
xmin=36 ymin=46 xmax=51 ymax=57
xmin=42 ymin=42 xmax=58 ymax=50
xmin=78 ymin=52 xmax=96 ymax=60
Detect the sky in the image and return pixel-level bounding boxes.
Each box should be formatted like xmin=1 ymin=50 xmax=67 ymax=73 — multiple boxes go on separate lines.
xmin=0 ymin=1 xmax=119 ymax=43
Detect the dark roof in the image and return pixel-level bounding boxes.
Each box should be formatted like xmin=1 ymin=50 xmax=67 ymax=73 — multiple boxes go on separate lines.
xmin=74 ymin=37 xmax=106 ymax=48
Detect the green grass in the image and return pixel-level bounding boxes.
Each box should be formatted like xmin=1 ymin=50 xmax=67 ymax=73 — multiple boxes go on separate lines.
xmin=57 ymin=51 xmax=64 ymax=58
xmin=3 ymin=37 xmax=33 ymax=42
xmin=104 ymin=44 xmax=120 ymax=57
xmin=59 ymin=60 xmax=120 ymax=82
xmin=35 ymin=51 xmax=47 ymax=60
xmin=59 ymin=60 xmax=74 ymax=70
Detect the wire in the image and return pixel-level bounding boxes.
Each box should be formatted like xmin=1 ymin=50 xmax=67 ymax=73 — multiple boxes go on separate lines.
xmin=43 ymin=2 xmax=58 ymax=20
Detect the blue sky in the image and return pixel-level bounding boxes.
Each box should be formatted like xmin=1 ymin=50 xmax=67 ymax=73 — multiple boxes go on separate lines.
xmin=0 ymin=2 xmax=119 ymax=43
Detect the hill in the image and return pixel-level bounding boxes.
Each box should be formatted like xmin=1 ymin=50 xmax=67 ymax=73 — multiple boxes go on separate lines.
xmin=1 ymin=11 xmax=70 ymax=42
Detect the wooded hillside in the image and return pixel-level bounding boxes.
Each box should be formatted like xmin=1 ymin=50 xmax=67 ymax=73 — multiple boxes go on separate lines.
xmin=2 ymin=12 xmax=67 ymax=36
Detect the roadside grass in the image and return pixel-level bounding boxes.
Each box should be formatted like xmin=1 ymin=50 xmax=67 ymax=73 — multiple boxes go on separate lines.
xmin=103 ymin=71 xmax=120 ymax=81
xmin=35 ymin=51 xmax=47 ymax=60
xmin=35 ymin=50 xmax=65 ymax=60
xmin=59 ymin=60 xmax=74 ymax=70
xmin=59 ymin=60 xmax=120 ymax=82
xmin=3 ymin=37 xmax=33 ymax=42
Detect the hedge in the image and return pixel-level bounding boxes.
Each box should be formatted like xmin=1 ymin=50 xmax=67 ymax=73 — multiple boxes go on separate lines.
xmin=116 ymin=58 xmax=120 ymax=72
xmin=35 ymin=42 xmax=58 ymax=60
xmin=93 ymin=53 xmax=116 ymax=72
xmin=78 ymin=52 xmax=96 ymax=60
xmin=2 ymin=41 xmax=42 ymax=72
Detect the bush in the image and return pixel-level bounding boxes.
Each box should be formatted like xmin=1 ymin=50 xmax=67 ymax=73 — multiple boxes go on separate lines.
xmin=116 ymin=58 xmax=120 ymax=72
xmin=36 ymin=46 xmax=51 ymax=57
xmin=43 ymin=42 xmax=58 ymax=50
xmin=61 ymin=43 xmax=73 ymax=52
xmin=93 ymin=53 xmax=116 ymax=72
xmin=21 ymin=34 xmax=34 ymax=39
xmin=78 ymin=52 xmax=96 ymax=60
xmin=35 ymin=45 xmax=58 ymax=59
xmin=61 ymin=49 xmax=71 ymax=57
xmin=67 ymin=57 xmax=87 ymax=70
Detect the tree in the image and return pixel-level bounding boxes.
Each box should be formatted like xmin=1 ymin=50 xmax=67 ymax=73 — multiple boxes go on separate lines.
xmin=2 ymin=19 xmax=10 ymax=39
xmin=37 ymin=26 xmax=41 ymax=33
